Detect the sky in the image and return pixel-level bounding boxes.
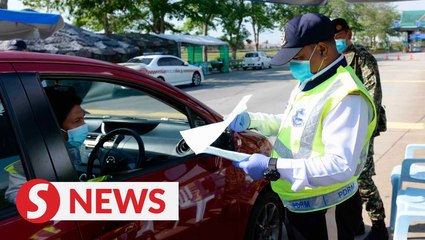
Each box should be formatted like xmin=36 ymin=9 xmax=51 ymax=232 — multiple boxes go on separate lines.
xmin=7 ymin=0 xmax=425 ymax=44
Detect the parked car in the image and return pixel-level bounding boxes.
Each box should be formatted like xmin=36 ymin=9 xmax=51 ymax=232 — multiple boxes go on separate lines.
xmin=242 ymin=51 xmax=272 ymax=70
xmin=408 ymin=43 xmax=422 ymax=53
xmin=118 ymin=55 xmax=203 ymax=87
xmin=0 ymin=52 xmax=286 ymax=239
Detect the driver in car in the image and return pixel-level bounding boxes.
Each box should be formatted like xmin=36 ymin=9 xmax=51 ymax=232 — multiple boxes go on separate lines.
xmin=4 ymin=85 xmax=88 ymax=204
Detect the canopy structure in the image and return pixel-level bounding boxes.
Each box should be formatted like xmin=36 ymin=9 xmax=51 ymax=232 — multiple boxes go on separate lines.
xmin=0 ymin=23 xmax=139 ymax=63
xmin=156 ymin=34 xmax=229 ymax=46
xmin=0 ymin=9 xmax=64 ymax=40
xmin=111 ymin=33 xmax=179 ymax=58
xmin=156 ymin=34 xmax=230 ymax=73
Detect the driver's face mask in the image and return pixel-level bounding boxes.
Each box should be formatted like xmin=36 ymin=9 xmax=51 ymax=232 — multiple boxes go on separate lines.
xmin=62 ymin=124 xmax=89 ymax=148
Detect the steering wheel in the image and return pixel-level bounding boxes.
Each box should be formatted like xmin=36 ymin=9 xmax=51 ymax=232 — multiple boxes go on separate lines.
xmin=86 ymin=128 xmax=145 ymax=180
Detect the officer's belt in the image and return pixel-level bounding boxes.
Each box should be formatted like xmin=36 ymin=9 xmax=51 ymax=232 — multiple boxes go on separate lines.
xmin=283 ymin=181 xmax=358 ymax=212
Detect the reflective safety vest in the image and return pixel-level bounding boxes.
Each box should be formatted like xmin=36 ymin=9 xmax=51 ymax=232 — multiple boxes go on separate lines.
xmin=271 ymin=66 xmax=376 ymax=213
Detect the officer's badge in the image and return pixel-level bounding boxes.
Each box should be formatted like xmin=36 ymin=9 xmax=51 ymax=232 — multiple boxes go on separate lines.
xmin=281 ymin=28 xmax=287 ymax=47
xmin=292 ymin=108 xmax=306 ymax=127
xmin=336 ymin=24 xmax=342 ymax=32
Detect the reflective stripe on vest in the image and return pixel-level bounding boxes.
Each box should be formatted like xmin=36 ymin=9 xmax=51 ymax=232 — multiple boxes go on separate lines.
xmin=285 ymin=181 xmax=358 ymax=212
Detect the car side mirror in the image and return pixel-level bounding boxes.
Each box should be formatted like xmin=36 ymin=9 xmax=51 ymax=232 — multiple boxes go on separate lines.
xmin=211 ymin=129 xmax=234 ymax=150
xmin=184 ymin=62 xmax=189 ymax=66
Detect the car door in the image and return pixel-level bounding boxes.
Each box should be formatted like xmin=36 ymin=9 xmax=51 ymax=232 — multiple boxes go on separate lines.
xmin=170 ymin=57 xmax=191 ymax=85
xmin=157 ymin=57 xmax=182 ymax=85
xmin=35 ymin=76 xmax=212 ymax=239
xmin=0 ymin=71 xmax=81 ymax=239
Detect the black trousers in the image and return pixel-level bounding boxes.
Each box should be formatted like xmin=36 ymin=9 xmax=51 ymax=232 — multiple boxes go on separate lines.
xmin=284 ymin=190 xmax=362 ymax=240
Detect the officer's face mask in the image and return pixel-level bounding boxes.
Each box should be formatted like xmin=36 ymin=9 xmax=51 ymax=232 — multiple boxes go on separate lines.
xmin=290 ymin=44 xmax=319 ymax=83
xmin=62 ymin=124 xmax=88 ymax=148
xmin=335 ymin=35 xmax=348 ymax=53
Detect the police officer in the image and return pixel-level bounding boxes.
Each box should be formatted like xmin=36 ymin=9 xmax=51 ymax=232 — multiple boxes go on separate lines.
xmin=332 ymin=18 xmax=388 ymax=240
xmin=229 ymin=13 xmax=376 ymax=240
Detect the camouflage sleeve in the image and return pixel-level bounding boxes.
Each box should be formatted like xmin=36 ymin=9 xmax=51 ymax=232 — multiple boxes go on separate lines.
xmin=357 ymin=49 xmax=386 ymax=135
xmin=357 ymin=50 xmax=382 ymax=107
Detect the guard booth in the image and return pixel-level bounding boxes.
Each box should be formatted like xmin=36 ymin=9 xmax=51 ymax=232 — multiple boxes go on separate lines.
xmin=393 ymin=10 xmax=425 ymax=52
xmin=156 ymin=34 xmax=230 ymax=74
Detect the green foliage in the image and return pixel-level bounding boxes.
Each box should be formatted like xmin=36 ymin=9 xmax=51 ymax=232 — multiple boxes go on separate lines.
xmin=217 ymin=0 xmax=250 ymax=59
xmin=272 ymin=0 xmax=400 ymax=48
xmin=247 ymin=2 xmax=276 ymax=51
xmin=179 ymin=0 xmax=224 ymax=35
xmin=22 ymin=0 xmax=401 ymax=50
xmin=273 ymin=4 xmax=321 ymax=30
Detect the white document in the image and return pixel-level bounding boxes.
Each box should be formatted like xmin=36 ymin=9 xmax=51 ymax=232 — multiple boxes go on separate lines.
xmin=180 ymin=95 xmax=252 ymax=155
xmin=202 ymin=146 xmax=250 ymax=162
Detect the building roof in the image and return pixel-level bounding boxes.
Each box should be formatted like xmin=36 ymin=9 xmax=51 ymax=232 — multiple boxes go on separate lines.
xmin=396 ymin=10 xmax=425 ymax=31
xmin=156 ymin=34 xmax=228 ymax=46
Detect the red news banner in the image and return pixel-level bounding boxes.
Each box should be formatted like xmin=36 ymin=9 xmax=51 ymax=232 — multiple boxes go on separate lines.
xmin=16 ymin=179 xmax=179 ymax=223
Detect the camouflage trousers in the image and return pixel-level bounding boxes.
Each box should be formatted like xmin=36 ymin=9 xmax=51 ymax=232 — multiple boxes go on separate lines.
xmin=357 ymin=138 xmax=386 ymax=222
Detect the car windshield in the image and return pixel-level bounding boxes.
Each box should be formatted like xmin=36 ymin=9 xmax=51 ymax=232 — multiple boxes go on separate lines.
xmin=245 ymin=53 xmax=258 ymax=58
xmin=127 ymin=58 xmax=153 ymax=64
xmin=41 ymin=79 xmax=187 ymax=122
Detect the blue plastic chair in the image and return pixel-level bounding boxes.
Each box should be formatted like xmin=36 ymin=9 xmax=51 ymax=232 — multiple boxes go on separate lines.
xmin=390 ymin=144 xmax=425 ymax=231
xmin=393 ymin=187 xmax=425 ymax=239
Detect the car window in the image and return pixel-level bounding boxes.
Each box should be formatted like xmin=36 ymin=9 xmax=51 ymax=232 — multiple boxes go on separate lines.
xmin=245 ymin=53 xmax=258 ymax=58
xmin=157 ymin=57 xmax=175 ymax=66
xmin=128 ymin=58 xmax=153 ymax=65
xmin=0 ymin=98 xmax=23 ymax=213
xmin=41 ymin=78 xmax=197 ymax=180
xmin=171 ymin=58 xmax=184 ymax=66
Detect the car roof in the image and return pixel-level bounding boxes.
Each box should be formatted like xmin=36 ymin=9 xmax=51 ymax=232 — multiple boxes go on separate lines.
xmin=0 ymin=51 xmax=120 ymax=68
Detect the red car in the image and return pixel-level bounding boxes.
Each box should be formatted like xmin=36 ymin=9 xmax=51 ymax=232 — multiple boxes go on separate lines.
xmin=0 ymin=52 xmax=285 ymax=239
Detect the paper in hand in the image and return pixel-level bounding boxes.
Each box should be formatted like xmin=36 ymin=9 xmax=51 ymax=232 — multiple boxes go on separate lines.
xmin=179 ymin=95 xmax=252 ymax=155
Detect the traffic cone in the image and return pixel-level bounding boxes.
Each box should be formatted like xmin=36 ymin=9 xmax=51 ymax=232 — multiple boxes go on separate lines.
xmin=410 ymin=54 xmax=414 ymax=60
xmin=397 ymin=54 xmax=400 ymax=60
xmin=385 ymin=54 xmax=389 ymax=60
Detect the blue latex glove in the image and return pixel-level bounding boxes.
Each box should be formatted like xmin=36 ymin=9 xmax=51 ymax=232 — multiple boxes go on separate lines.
xmin=228 ymin=112 xmax=250 ymax=132
xmin=233 ymin=153 xmax=270 ymax=180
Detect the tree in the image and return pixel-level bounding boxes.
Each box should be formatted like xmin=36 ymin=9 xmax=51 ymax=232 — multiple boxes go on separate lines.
xmin=355 ymin=3 xmax=399 ymax=48
xmin=179 ymin=0 xmax=225 ymax=61
xmin=139 ymin=0 xmax=182 ymax=34
xmin=23 ymin=0 xmax=144 ymax=36
xmin=273 ymin=4 xmax=321 ymax=30
xmin=23 ymin=0 xmax=182 ymax=35
xmin=272 ymin=0 xmax=399 ymax=49
xmin=247 ymin=2 xmax=275 ymax=51
xmin=218 ymin=0 xmax=249 ymax=59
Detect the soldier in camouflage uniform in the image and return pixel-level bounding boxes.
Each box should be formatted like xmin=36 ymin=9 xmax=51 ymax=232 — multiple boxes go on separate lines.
xmin=332 ymin=18 xmax=388 ymax=240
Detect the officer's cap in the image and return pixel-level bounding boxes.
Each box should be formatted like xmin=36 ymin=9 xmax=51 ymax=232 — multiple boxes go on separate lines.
xmin=271 ymin=13 xmax=334 ymax=66
xmin=332 ymin=18 xmax=350 ymax=34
